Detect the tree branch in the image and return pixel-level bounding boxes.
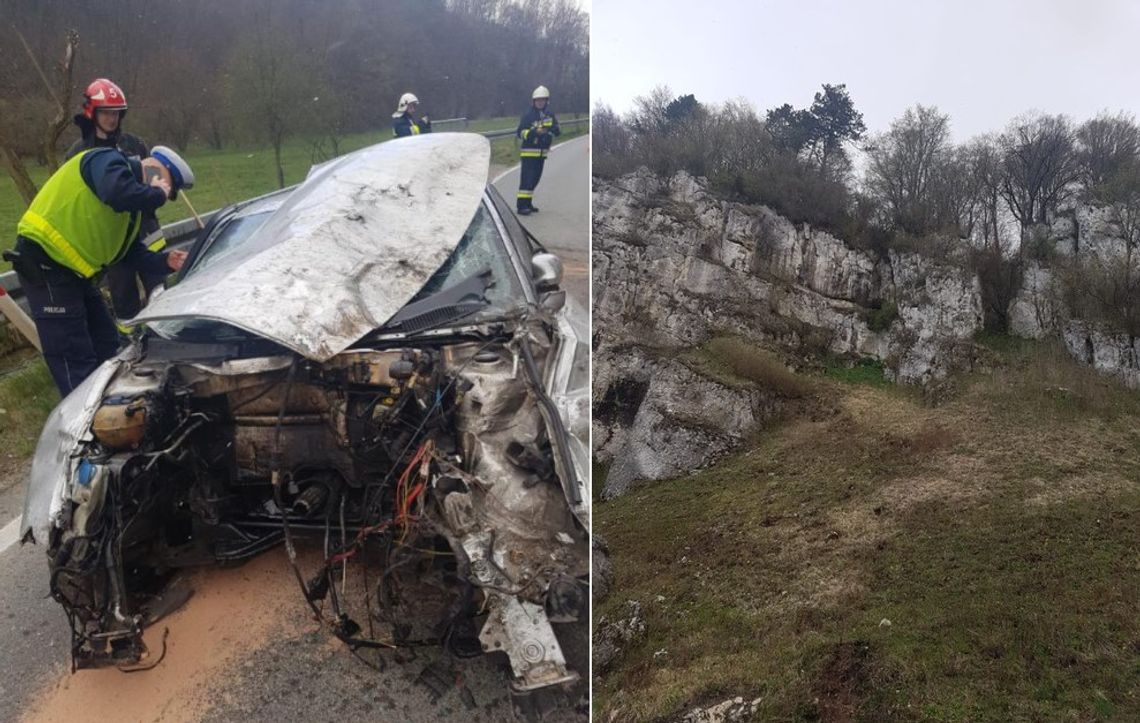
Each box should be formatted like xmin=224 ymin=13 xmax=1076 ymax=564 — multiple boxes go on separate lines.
xmin=42 ymin=30 xmax=80 ymax=172
xmin=0 ymin=125 xmax=38 ymax=206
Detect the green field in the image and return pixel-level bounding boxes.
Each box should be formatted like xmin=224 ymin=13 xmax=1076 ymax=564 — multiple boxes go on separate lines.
xmin=0 ymin=115 xmax=589 ymax=271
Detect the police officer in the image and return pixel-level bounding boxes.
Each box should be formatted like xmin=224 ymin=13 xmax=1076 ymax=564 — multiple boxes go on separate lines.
xmin=515 ymin=85 xmax=561 ymax=215
xmin=6 ymin=145 xmax=194 ymax=395
xmin=65 ymin=78 xmax=168 ymax=322
xmin=392 ymin=93 xmax=431 ymax=137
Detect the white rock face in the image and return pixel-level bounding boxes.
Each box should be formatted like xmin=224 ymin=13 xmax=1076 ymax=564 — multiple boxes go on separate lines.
xmin=1009 ymin=262 xmax=1063 ymax=340
xmin=1010 ymin=200 xmax=1140 ymax=385
xmin=1050 ymin=200 xmax=1128 ymax=260
xmin=681 ymin=696 xmax=765 ymax=723
xmin=594 ymin=171 xmax=982 ymax=378
xmin=592 ymin=345 xmax=776 ymax=498
xmin=593 ymin=171 xmax=984 ymax=495
xmin=1063 ymin=320 xmax=1140 ymax=388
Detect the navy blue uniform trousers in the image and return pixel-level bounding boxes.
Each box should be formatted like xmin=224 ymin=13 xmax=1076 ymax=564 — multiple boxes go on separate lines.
xmin=19 ymin=261 xmax=119 ymax=396
xmin=518 ymin=157 xmax=546 ymax=211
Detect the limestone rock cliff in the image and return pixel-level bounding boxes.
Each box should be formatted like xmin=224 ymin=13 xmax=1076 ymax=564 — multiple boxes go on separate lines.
xmin=1011 ymin=200 xmax=1140 ymax=387
xmin=592 ymin=171 xmax=984 ymax=495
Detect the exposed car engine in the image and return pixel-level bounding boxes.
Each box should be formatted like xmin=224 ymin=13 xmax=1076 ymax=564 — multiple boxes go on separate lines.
xmin=46 ymin=322 xmax=588 ymax=693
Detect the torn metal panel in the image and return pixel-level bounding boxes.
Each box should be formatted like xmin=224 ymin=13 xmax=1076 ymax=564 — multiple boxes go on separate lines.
xmin=132 ymin=134 xmax=491 ymax=361
xmin=21 ymin=358 xmax=123 ymax=544
xmin=479 ymin=593 xmax=577 ymax=692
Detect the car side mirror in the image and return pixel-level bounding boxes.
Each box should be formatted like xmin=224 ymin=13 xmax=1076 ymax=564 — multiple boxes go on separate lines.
xmin=531 ymin=252 xmax=563 ymax=292
xmin=539 ymin=289 xmax=566 ymax=313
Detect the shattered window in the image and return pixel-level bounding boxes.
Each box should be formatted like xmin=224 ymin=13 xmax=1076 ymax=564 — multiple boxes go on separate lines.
xmin=186 ymin=210 xmax=275 ymax=277
xmin=411 ymin=202 xmax=524 ymax=309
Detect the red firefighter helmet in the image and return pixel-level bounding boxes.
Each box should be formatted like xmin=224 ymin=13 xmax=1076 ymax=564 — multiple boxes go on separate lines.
xmin=82 ymin=79 xmax=129 ymax=119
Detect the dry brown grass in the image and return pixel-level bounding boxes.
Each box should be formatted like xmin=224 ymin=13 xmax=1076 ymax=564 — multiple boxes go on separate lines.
xmin=697 ymin=336 xmax=815 ymax=398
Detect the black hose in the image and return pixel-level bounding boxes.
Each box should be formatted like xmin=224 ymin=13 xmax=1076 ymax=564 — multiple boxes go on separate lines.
xmin=272 ymin=359 xmax=327 ymax=623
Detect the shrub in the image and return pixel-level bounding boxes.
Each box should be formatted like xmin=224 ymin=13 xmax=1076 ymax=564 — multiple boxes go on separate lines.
xmin=969 ymin=247 xmax=1024 ymax=332
xmin=704 ymin=337 xmax=814 ymax=398
xmin=866 ymin=301 xmax=899 ymax=332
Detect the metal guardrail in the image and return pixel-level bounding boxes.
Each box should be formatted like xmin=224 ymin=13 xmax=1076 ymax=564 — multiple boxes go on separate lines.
xmin=431 ymin=117 xmax=469 ymax=131
xmin=0 ymin=117 xmax=590 ymax=306
xmin=483 ymin=116 xmax=587 ymax=140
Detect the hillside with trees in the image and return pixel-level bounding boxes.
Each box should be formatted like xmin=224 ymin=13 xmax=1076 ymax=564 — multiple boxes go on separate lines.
xmin=595 ymin=87 xmax=1140 ymax=339
xmin=0 ymin=0 xmax=589 ymax=195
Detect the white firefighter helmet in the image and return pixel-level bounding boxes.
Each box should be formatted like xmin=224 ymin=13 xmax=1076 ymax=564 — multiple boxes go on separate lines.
xmin=532 ymin=85 xmax=551 ymax=101
xmin=394 ymin=92 xmax=419 ymax=118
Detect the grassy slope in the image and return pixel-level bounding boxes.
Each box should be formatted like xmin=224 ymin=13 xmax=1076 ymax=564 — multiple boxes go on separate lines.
xmin=596 ymin=336 xmax=1140 ymax=722
xmin=0 ymin=117 xmax=589 ymax=271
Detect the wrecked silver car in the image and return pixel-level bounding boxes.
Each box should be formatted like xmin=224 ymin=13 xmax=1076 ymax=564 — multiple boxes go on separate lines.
xmin=20 ymin=134 xmax=590 ymax=698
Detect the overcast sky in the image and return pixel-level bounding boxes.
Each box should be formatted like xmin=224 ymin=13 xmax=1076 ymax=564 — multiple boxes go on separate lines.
xmin=592 ymin=0 xmax=1140 ymax=141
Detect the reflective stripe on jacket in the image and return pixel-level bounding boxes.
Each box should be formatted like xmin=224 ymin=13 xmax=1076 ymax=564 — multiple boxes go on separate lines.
xmin=16 ymin=150 xmax=142 ymax=278
xmin=517 ymin=107 xmax=560 ymax=158
xmin=393 ymin=113 xmax=431 ymax=138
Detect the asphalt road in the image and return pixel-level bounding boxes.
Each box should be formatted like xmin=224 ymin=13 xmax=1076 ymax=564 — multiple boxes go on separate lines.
xmin=0 ymin=135 xmax=590 ymax=723
xmin=492 ymin=135 xmax=590 ymax=310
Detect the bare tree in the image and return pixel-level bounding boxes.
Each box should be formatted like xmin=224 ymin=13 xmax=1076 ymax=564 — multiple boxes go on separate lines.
xmin=864 ymin=105 xmax=953 ymax=235
xmin=14 ymin=27 xmax=79 ymax=172
xmin=0 ymin=126 xmax=39 ymax=204
xmin=0 ymin=0 xmax=588 ymax=162
xmin=998 ymin=113 xmax=1081 ymax=235
xmin=963 ymin=136 xmax=1010 ymax=252
xmin=0 ymin=27 xmax=78 ymax=204
xmin=1076 ymin=112 xmax=1140 ymax=193
xmin=592 ymin=102 xmax=632 ymax=178
xmin=226 ymin=3 xmax=314 ymax=189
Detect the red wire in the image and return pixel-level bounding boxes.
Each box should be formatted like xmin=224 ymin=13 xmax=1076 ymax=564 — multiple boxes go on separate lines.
xmin=396 ymin=442 xmax=431 ymax=525
xmin=323 ymin=441 xmax=431 ymax=567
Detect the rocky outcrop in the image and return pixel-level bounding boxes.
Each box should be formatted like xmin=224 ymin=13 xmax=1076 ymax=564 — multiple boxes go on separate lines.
xmin=1062 ymin=320 xmax=1140 ymax=388
xmin=592 ymin=534 xmax=614 ymax=605
xmin=593 ymin=600 xmax=647 ymax=674
xmin=680 ymin=697 xmax=765 ymax=723
xmin=593 ymin=172 xmax=982 ymax=385
xmin=1010 ymin=199 xmax=1140 ymax=386
xmin=593 ymin=345 xmax=781 ymax=497
xmin=1009 ymin=261 xmax=1063 ymax=340
xmin=1047 ymin=200 xmax=1127 ymax=260
xmin=593 ymin=171 xmax=983 ymax=495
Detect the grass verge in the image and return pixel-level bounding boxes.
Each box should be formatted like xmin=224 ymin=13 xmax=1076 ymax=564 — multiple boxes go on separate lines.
xmin=0 ymin=358 xmax=58 ymax=460
xmin=488 ymin=121 xmax=590 ymax=168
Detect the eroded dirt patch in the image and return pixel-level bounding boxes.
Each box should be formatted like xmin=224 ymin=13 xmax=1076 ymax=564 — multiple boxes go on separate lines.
xmin=812 ymin=641 xmax=873 ymax=723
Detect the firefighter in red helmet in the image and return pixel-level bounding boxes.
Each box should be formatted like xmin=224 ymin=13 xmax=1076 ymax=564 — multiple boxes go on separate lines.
xmin=65 ymin=79 xmax=170 ymax=324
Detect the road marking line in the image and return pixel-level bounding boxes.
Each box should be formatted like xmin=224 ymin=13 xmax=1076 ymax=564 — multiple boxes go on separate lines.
xmin=0 ymin=515 xmax=21 ymax=555
xmin=491 ymin=134 xmax=588 ymax=185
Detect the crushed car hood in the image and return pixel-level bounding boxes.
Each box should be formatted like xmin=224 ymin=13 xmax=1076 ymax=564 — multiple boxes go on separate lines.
xmin=132 ymin=133 xmax=491 ymax=361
